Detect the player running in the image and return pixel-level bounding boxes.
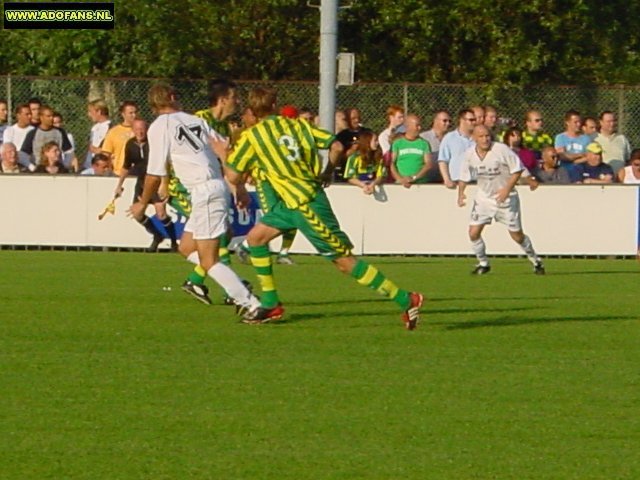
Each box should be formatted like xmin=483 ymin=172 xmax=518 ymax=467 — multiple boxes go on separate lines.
xmin=222 ymin=87 xmax=424 ymax=330
xmin=458 ymin=125 xmax=545 ymax=275
xmin=128 ymin=82 xmax=260 ymax=313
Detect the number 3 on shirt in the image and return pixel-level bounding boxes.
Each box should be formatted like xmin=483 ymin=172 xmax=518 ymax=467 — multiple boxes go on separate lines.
xmin=279 ymin=135 xmax=301 ymax=162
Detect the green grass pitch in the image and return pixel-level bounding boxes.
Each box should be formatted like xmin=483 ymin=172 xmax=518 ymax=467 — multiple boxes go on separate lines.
xmin=1 ymin=251 xmax=639 ymax=479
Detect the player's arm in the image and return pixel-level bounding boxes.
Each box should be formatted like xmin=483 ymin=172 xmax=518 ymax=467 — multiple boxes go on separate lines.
xmin=319 ymin=140 xmax=343 ymax=186
xmin=496 ymin=170 xmax=522 ymax=203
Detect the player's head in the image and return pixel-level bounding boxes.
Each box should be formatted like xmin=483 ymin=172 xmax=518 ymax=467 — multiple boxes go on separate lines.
xmin=472 ymin=125 xmax=492 ymax=150
xmin=149 ymin=83 xmax=178 ymax=114
xmin=248 ymin=87 xmax=277 ymax=118
xmin=207 ymin=79 xmax=237 ymax=118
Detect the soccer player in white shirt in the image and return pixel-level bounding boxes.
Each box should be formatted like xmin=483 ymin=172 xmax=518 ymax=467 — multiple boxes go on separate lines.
xmin=128 ymin=83 xmax=261 ymax=314
xmin=457 ymin=125 xmax=545 ymax=275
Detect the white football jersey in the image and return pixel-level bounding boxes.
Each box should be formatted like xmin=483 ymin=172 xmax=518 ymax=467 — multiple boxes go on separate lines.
xmin=460 ymin=142 xmax=523 ymax=203
xmin=147 ymin=111 xmax=223 ymax=190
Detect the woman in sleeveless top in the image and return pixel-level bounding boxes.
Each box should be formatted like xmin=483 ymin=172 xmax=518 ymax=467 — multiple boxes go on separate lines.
xmin=617 ymin=149 xmax=640 ymax=184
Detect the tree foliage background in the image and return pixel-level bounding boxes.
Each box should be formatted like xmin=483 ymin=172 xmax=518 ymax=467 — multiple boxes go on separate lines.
xmin=1 ymin=0 xmax=638 ymax=85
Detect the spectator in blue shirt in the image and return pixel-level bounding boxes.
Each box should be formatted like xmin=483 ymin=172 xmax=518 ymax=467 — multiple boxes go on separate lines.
xmin=438 ymin=109 xmax=476 ymax=188
xmin=555 ymin=110 xmax=591 ymax=183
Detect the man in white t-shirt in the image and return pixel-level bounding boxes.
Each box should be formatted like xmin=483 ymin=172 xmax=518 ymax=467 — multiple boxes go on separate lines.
xmin=128 ymin=82 xmax=260 ymax=315
xmin=378 ymin=104 xmax=404 ymax=155
xmin=457 ymin=125 xmax=545 ymax=275
xmin=2 ymin=104 xmax=35 ymax=170
xmin=84 ymin=99 xmax=111 ymax=169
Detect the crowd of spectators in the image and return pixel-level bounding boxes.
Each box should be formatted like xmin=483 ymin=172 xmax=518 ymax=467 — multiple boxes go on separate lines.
xmin=0 ymin=96 xmax=637 ymax=191
xmin=324 ymin=105 xmax=638 ymax=188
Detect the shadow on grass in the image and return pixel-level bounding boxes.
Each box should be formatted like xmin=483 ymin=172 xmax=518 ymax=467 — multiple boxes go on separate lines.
xmin=288 ymin=298 xmax=388 ymax=307
xmin=545 ymin=270 xmax=639 ymax=276
xmin=428 ymin=305 xmax=540 ymax=315
xmin=441 ymin=314 xmax=638 ymax=330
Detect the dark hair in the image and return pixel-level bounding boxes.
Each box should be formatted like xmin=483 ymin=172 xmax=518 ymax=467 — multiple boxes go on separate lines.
xmin=28 ymin=97 xmax=42 ymax=106
xmin=15 ymin=103 xmax=30 ymax=115
xmin=598 ymin=110 xmax=615 ymax=120
xmin=119 ymin=101 xmax=138 ymax=114
xmin=92 ymin=153 xmax=110 ymax=165
xmin=564 ymin=109 xmax=581 ymax=122
xmin=207 ymin=79 xmax=237 ymax=107
xmin=504 ymin=127 xmax=522 ymax=142
xmin=630 ymin=148 xmax=640 ymax=163
xmin=457 ymin=109 xmax=474 ymax=121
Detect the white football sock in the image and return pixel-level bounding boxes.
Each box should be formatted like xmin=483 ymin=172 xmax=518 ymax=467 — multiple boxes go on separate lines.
xmin=207 ymin=263 xmax=260 ymax=309
xmin=471 ymin=238 xmax=489 ymax=266
xmin=186 ymin=251 xmax=200 ymax=265
xmin=518 ymin=235 xmax=540 ymax=264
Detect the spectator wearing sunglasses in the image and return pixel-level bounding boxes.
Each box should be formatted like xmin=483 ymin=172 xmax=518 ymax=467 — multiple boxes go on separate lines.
xmin=521 ymin=110 xmax=553 ymax=160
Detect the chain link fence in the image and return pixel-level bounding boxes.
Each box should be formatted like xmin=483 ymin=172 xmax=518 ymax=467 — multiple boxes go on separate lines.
xmin=2 ymin=75 xmax=640 ymax=158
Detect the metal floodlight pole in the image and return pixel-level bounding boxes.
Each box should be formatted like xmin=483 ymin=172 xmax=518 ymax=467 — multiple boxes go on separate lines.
xmin=318 ymin=0 xmax=338 ymax=133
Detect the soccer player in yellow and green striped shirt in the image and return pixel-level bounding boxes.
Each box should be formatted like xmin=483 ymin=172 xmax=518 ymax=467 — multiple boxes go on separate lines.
xmin=224 ymin=87 xmax=424 ymax=329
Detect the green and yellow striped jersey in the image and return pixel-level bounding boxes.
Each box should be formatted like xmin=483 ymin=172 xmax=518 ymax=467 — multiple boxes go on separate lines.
xmin=227 ymin=116 xmax=335 ymax=208
xmin=194 ymin=109 xmax=232 ymax=138
xmin=521 ymin=130 xmax=553 ymax=152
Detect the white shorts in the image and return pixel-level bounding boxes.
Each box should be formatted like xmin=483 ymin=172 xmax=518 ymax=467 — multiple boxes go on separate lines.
xmin=184 ymin=179 xmax=230 ymax=240
xmin=469 ymin=195 xmax=522 ymax=232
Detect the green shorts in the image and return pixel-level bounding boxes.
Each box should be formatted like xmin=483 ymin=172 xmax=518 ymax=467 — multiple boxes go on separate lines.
xmin=258 ymin=189 xmax=353 ymax=260
xmin=254 ymin=179 xmax=280 ymax=213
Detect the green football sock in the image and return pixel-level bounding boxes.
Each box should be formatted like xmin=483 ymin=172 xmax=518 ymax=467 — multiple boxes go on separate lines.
xmin=249 ymin=244 xmax=280 ymax=308
xmin=351 ymin=259 xmax=410 ymax=310
xmin=218 ymin=233 xmax=231 ymax=266
xmin=187 ymin=265 xmax=207 ymax=285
